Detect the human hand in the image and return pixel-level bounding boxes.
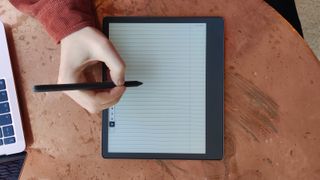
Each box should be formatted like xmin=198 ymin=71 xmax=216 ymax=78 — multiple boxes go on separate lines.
xmin=59 ymin=26 xmax=126 ymax=113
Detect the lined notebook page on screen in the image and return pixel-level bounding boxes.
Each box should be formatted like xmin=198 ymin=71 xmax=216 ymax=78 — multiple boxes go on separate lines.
xmin=108 ymin=23 xmax=207 ymax=154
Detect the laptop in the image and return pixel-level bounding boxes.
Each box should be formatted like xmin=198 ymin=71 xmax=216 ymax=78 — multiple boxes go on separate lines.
xmin=0 ymin=20 xmax=26 ymax=179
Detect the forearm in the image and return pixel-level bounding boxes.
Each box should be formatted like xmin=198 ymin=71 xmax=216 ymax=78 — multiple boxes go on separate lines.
xmin=9 ymin=0 xmax=96 ymax=43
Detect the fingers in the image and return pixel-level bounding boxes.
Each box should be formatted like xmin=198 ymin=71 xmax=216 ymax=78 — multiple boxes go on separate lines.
xmin=65 ymin=86 xmax=126 ymax=113
xmin=59 ymin=27 xmax=127 ymax=113
xmin=94 ymin=40 xmax=126 ymax=86
xmin=95 ymin=86 xmax=126 ymax=106
xmin=58 ymin=61 xmax=126 ymax=113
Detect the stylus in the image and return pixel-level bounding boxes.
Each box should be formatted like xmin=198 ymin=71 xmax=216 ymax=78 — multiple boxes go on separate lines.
xmin=33 ymin=81 xmax=143 ymax=92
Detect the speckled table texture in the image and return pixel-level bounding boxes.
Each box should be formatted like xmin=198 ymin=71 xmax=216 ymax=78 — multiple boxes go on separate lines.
xmin=1 ymin=0 xmax=320 ymax=179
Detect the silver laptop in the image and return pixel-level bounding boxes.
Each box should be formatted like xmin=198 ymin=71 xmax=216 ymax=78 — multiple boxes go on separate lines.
xmin=0 ymin=20 xmax=26 ymax=179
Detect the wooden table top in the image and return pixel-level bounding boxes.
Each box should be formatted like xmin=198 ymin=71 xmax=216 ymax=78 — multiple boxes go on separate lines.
xmin=1 ymin=0 xmax=320 ymax=179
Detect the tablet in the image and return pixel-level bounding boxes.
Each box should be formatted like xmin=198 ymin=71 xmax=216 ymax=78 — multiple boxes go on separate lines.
xmin=102 ymin=17 xmax=224 ymax=159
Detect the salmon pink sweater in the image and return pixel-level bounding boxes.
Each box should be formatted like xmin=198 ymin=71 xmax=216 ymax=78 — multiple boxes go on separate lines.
xmin=10 ymin=0 xmax=96 ymax=43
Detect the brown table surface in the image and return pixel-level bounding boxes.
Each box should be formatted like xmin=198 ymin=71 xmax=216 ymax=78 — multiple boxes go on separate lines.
xmin=1 ymin=0 xmax=320 ymax=179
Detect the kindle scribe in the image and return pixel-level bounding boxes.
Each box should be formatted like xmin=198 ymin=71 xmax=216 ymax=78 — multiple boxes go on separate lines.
xmin=102 ymin=17 xmax=224 ymax=159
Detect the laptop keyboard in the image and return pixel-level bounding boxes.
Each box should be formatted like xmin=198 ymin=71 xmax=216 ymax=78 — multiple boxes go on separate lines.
xmin=0 ymin=151 xmax=26 ymax=180
xmin=0 ymin=79 xmax=16 ymax=146
xmin=0 ymin=158 xmax=24 ymax=180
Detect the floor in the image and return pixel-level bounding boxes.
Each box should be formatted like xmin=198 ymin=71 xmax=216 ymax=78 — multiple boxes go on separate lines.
xmin=295 ymin=0 xmax=320 ymax=60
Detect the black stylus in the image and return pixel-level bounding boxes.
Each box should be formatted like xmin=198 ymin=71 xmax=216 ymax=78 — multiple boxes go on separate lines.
xmin=33 ymin=81 xmax=143 ymax=92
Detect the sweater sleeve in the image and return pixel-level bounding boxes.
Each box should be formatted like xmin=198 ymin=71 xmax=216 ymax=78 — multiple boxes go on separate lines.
xmin=9 ymin=0 xmax=96 ymax=43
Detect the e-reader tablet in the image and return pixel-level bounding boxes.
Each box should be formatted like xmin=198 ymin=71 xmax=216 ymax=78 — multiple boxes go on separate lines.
xmin=102 ymin=17 xmax=224 ymax=159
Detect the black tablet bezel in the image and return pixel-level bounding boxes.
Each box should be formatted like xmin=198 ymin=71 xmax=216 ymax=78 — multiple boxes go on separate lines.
xmin=102 ymin=17 xmax=224 ymax=160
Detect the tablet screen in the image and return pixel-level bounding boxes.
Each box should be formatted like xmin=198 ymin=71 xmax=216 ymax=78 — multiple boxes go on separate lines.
xmin=107 ymin=23 xmax=207 ymax=154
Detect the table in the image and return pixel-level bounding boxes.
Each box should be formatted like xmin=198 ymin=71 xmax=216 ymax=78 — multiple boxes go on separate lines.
xmin=1 ymin=0 xmax=320 ymax=179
